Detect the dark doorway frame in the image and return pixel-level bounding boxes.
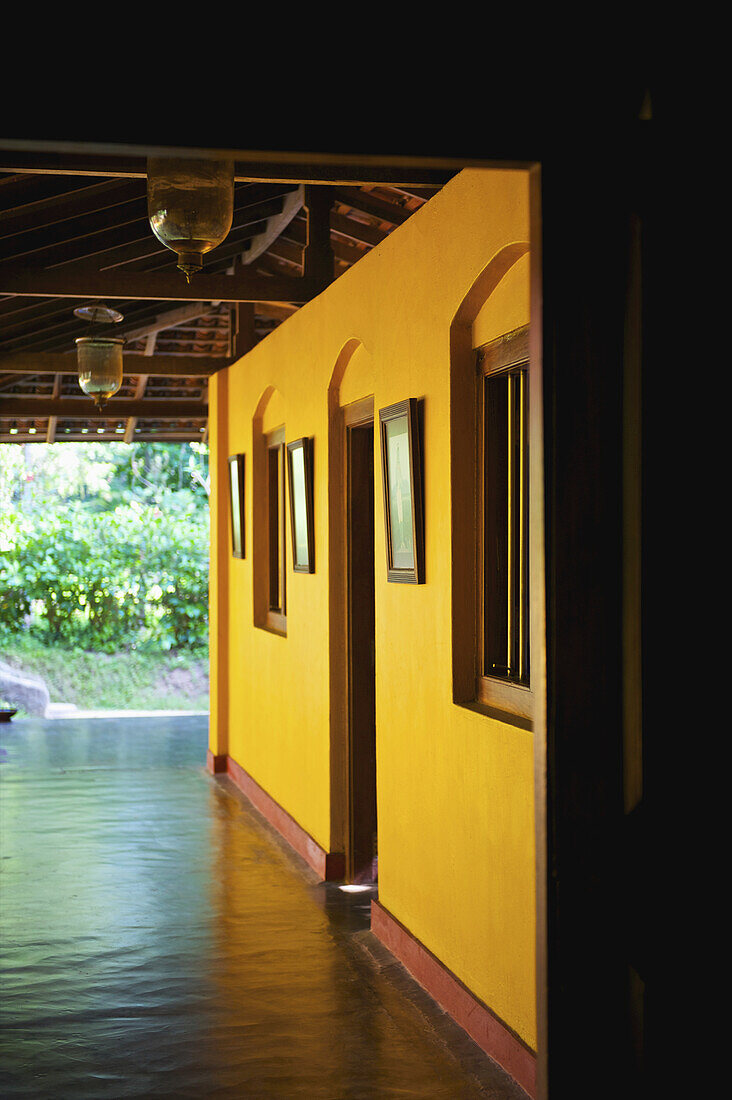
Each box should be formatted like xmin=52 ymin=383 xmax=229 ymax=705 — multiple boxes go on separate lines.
xmin=2 ymin=106 xmax=655 ymax=1097
xmin=344 ymin=397 xmax=377 ymax=885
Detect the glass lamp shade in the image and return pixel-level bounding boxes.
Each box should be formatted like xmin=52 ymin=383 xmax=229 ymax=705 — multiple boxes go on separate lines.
xmin=75 ymin=337 xmax=124 ymax=406
xmin=147 ymin=156 xmax=235 ymax=281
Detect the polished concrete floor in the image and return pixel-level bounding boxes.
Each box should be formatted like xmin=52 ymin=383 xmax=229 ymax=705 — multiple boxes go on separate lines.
xmin=0 ymin=715 xmax=528 ymax=1099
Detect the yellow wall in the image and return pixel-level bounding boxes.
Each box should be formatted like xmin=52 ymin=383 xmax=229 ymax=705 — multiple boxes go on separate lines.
xmin=209 ymin=168 xmax=536 ymax=1048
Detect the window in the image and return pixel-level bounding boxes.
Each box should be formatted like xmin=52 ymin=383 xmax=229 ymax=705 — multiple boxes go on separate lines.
xmin=228 ymin=453 xmax=245 ymax=559
xmin=477 ymin=326 xmax=531 ymax=720
xmin=265 ymin=426 xmax=287 ymax=632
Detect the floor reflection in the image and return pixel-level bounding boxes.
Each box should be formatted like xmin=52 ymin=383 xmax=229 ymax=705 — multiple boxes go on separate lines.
xmin=1 ymin=716 xmax=522 ymax=1098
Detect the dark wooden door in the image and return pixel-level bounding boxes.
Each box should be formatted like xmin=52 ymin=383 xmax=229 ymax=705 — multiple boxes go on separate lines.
xmin=347 ymin=420 xmax=377 ymax=884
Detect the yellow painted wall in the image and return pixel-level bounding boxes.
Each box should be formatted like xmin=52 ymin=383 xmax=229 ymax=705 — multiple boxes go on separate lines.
xmin=209 ymin=167 xmax=536 ymax=1047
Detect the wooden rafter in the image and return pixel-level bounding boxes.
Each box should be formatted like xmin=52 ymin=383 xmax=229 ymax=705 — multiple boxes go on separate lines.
xmin=0 ymin=353 xmax=227 ymax=376
xmin=0 ymin=398 xmax=207 ymax=419
xmin=0 ymin=140 xmax=446 ymax=444
xmin=0 ymin=178 xmax=141 ymax=238
xmin=1 ymin=431 xmax=208 ymax=444
xmin=243 ymin=186 xmax=304 ymax=266
xmin=0 ymin=267 xmax=327 ymax=303
xmin=329 ymin=211 xmax=388 ymax=247
xmin=0 ymin=145 xmax=459 ymax=187
xmin=333 ymin=187 xmax=411 ymax=226
xmin=277 ymin=218 xmax=369 ymax=269
xmin=118 ymin=305 xmax=221 ymax=344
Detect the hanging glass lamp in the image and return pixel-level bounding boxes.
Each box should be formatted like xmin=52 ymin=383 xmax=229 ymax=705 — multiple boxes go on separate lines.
xmin=74 ymin=305 xmax=125 ymax=407
xmin=146 ymin=156 xmax=235 ymax=282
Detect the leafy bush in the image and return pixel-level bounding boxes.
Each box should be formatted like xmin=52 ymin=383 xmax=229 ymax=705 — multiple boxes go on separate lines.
xmin=0 ymin=500 xmax=209 ymax=652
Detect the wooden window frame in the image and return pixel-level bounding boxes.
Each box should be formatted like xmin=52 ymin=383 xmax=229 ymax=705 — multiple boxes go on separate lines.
xmin=264 ymin=425 xmax=287 ymax=635
xmin=378 ymin=397 xmax=425 ymax=585
xmin=476 ymin=325 xmax=533 ymax=722
xmin=286 ymin=436 xmax=315 ymax=573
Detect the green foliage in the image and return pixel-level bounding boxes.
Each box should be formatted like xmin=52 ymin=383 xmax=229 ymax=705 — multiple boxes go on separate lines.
xmin=0 ymin=502 xmax=209 ymax=652
xmin=0 ymin=441 xmax=210 ymax=654
xmin=0 ymin=439 xmax=209 ymax=514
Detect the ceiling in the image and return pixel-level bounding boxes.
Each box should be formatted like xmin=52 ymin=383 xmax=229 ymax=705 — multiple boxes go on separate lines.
xmin=0 ymin=143 xmax=458 ymax=445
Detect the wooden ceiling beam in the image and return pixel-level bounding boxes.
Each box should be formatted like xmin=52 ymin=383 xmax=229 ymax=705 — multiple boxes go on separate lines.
xmin=110 ymin=303 xmax=222 ymax=344
xmin=0 ymin=206 xmax=266 ymax=273
xmin=0 ymin=195 xmax=149 ymax=267
xmin=0 ymin=300 xmax=183 ymax=356
xmin=279 ymin=215 xmax=371 ymax=266
xmin=254 ymin=302 xmax=299 ymax=322
xmin=333 ymin=187 xmax=411 ymax=226
xmin=0 ymin=278 xmax=224 ymax=356
xmin=0 ymin=146 xmax=461 ymax=187
xmin=243 ymin=186 xmax=303 ymax=267
xmin=0 ymin=266 xmax=326 ymax=304
xmin=0 ymin=397 xmax=208 ymax=419
xmin=1 ymin=433 xmax=206 ymax=444
xmin=0 ymin=186 xmax=291 ymax=274
xmin=270 ymin=230 xmax=366 ymax=270
xmin=0 ymin=179 xmax=141 ymax=239
xmin=0 ymin=352 xmax=227 ymax=376
xmin=329 ymin=211 xmax=387 ymax=247
xmin=388 ymin=185 xmax=442 ymax=202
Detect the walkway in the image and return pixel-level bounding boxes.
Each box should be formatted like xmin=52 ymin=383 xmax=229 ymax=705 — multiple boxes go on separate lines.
xmin=0 ymin=715 xmax=528 ymax=1099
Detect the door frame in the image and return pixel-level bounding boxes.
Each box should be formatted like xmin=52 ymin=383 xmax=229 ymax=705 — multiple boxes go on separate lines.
xmin=344 ymin=399 xmax=377 ymax=882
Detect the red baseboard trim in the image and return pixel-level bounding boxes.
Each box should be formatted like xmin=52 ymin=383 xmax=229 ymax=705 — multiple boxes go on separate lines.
xmin=206 ymin=750 xmax=228 ymax=774
xmin=370 ymin=900 xmax=536 ymax=1098
xmin=222 ymin=754 xmax=345 ymax=882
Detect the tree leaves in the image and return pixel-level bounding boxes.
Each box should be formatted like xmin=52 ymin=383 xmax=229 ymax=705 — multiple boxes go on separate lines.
xmin=0 ymin=503 xmax=209 ymax=652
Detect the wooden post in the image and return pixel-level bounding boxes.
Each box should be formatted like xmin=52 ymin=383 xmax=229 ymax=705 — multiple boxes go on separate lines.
xmin=207 ymin=367 xmax=230 ymax=771
xmin=209 ymin=294 xmax=257 ymax=772
xmin=45 ymin=374 xmax=62 ymax=443
xmin=537 ymin=127 xmax=650 ymax=1099
xmin=231 ymin=300 xmax=257 ymax=360
xmin=303 ymin=185 xmax=334 ymax=285
xmin=124 ymin=331 xmax=155 ymax=443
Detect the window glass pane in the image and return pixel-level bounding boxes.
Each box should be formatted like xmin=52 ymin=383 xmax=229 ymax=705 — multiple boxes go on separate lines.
xmin=291 ymin=445 xmax=309 ymax=567
xmin=482 ymin=367 xmax=528 ymax=685
xmin=514 ymin=371 xmax=529 ymax=684
xmin=229 ymin=460 xmax=241 ymax=555
xmin=483 ymin=373 xmax=510 ymax=675
xmin=268 ymin=446 xmax=281 ymax=610
xmin=384 ymin=416 xmax=414 ymax=570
